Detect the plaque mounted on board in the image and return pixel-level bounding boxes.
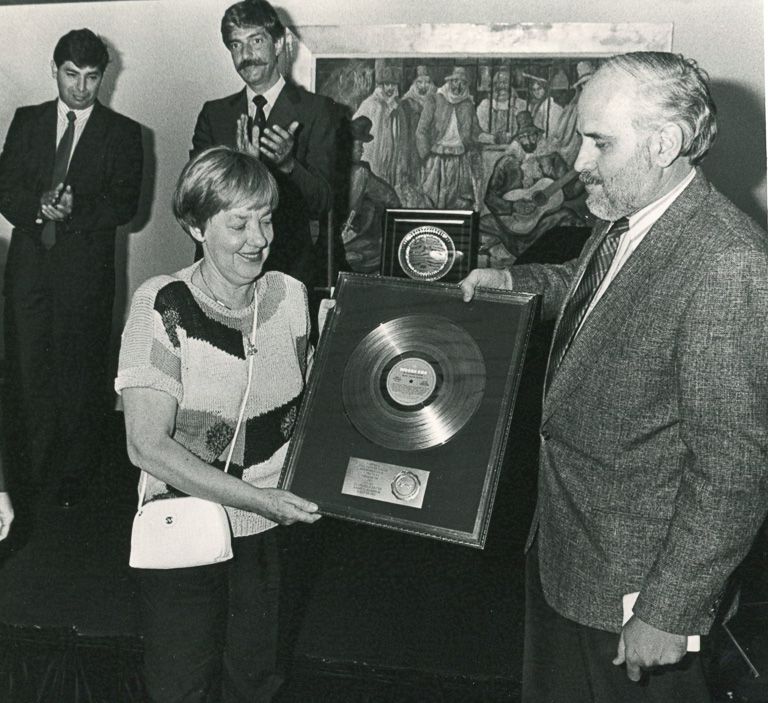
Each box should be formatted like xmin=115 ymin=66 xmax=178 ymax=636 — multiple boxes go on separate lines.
xmin=279 ymin=273 xmax=539 ymax=548
xmin=381 ymin=209 xmax=478 ymax=283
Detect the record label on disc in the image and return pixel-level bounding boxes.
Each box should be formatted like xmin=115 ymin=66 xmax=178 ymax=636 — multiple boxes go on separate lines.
xmin=385 ymin=357 xmax=436 ymax=406
xmin=398 ymin=226 xmax=456 ymax=281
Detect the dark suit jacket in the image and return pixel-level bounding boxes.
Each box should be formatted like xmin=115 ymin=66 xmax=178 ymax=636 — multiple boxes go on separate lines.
xmin=0 ymin=99 xmax=143 ymax=265
xmin=512 ymin=169 xmax=768 ymax=635
xmin=191 ymin=82 xmax=337 ymax=288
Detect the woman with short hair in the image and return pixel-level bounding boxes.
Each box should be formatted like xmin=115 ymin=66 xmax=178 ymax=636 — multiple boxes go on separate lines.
xmin=116 ymin=145 xmax=320 ymax=702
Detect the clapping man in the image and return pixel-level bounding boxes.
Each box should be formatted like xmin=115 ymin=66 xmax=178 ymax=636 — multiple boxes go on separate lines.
xmin=0 ymin=29 xmax=143 ymax=508
xmin=191 ymin=0 xmax=337 ymax=290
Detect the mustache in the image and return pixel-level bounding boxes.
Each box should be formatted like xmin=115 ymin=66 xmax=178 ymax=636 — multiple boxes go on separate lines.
xmin=579 ymin=171 xmax=603 ymax=186
xmin=237 ymin=59 xmax=268 ymax=71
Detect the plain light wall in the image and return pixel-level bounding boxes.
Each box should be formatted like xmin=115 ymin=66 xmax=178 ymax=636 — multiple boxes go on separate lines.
xmin=0 ymin=0 xmax=764 ymax=348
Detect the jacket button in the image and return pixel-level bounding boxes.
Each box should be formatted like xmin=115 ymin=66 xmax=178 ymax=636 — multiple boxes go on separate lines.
xmin=541 ymin=430 xmax=551 ymax=441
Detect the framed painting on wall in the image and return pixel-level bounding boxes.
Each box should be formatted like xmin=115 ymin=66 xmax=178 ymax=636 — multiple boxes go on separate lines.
xmin=285 ymin=23 xmax=673 ymax=277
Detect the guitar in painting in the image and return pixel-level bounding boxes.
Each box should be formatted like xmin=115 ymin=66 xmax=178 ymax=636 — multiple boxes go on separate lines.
xmin=500 ymin=169 xmax=579 ymax=234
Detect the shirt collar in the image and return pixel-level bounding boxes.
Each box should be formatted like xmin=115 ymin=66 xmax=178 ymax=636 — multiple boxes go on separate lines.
xmin=246 ymin=74 xmax=285 ymax=110
xmin=56 ymin=99 xmax=95 ymax=122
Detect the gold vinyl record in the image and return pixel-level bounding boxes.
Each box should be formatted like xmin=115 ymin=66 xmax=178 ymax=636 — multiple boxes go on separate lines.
xmin=342 ymin=314 xmax=486 ymax=450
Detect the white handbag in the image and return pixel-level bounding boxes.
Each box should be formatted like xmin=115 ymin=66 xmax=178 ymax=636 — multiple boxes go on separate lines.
xmin=128 ymin=488 xmax=233 ymax=569
xmin=129 ymin=283 xmax=259 ymax=569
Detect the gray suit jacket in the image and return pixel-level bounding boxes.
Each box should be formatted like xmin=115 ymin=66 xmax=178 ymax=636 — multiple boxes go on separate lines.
xmin=513 ymin=169 xmax=768 ymax=635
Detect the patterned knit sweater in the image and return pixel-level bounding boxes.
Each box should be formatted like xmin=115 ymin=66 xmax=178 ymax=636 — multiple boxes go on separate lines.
xmin=115 ymin=262 xmax=310 ymax=537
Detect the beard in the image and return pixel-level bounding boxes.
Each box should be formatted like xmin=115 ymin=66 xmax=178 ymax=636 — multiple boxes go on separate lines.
xmin=581 ymin=141 xmax=655 ymax=221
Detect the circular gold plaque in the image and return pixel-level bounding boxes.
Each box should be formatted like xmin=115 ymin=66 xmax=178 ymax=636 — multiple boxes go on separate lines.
xmin=391 ymin=470 xmax=422 ymax=501
xmin=397 ymin=226 xmax=457 ymax=281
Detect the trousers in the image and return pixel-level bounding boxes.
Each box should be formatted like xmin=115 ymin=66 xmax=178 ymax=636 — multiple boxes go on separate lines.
xmin=137 ymin=529 xmax=282 ymax=703
xmin=522 ymin=542 xmax=712 ymax=702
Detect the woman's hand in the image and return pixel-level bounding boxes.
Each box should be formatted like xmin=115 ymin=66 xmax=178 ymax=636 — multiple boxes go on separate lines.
xmin=123 ymin=388 xmax=322 ymax=524
xmin=253 ymin=489 xmax=321 ymax=525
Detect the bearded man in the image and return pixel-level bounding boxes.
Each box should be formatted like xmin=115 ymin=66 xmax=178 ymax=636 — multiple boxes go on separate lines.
xmin=462 ymin=51 xmax=768 ymax=702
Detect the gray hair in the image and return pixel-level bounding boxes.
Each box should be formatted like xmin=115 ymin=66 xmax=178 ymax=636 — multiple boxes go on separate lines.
xmin=600 ymin=51 xmax=717 ymax=165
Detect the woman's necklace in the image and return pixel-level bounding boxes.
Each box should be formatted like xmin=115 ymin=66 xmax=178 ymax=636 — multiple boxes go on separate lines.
xmin=198 ymin=264 xmax=258 ymax=356
xmin=199 ymin=264 xmax=252 ymax=310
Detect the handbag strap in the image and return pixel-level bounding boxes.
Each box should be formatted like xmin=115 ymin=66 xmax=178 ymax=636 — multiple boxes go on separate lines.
xmin=137 ymin=284 xmax=259 ymax=511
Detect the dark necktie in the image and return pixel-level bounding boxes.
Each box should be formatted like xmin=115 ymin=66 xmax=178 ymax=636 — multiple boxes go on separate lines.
xmin=41 ymin=110 xmax=76 ymax=250
xmin=248 ymin=95 xmax=267 ymax=151
xmin=545 ymin=216 xmax=631 ymax=391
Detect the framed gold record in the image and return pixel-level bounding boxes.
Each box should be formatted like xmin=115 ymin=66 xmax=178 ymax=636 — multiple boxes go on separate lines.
xmin=280 ymin=273 xmax=539 ymax=548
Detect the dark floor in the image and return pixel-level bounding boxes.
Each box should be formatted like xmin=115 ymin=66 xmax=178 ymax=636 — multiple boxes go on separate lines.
xmin=0 ymin=401 xmax=767 ymax=702
xmin=0 ymin=406 xmax=533 ymax=702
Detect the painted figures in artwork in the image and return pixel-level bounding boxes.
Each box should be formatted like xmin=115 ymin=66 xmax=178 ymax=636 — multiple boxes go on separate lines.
xmin=551 ymin=60 xmax=595 ymax=165
xmin=391 ymin=65 xmax=435 ymax=208
xmin=479 ymin=111 xmax=583 ymax=265
xmin=527 ymin=73 xmax=564 ymax=138
xmin=476 ymin=68 xmax=528 ymax=145
xmin=340 ymin=116 xmax=401 ymax=272
xmin=353 ymin=59 xmax=400 ymax=181
xmin=416 ymin=66 xmax=482 ymax=210
xmin=319 ymin=57 xmax=595 ymax=270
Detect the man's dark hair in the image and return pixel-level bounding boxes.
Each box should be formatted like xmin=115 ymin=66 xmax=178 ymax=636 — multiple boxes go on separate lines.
xmin=53 ymin=29 xmax=110 ymax=73
xmin=220 ymin=0 xmax=285 ymax=46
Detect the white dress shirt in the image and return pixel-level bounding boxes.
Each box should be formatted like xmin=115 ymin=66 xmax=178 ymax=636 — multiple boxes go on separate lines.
xmin=582 ymin=168 xmax=696 ymax=323
xmin=56 ymin=99 xmax=95 ymax=171
xmin=246 ymin=75 xmax=285 ymax=122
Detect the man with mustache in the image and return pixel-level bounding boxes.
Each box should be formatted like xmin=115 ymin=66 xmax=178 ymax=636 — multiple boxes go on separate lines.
xmin=191 ymin=0 xmax=337 ymax=290
xmin=462 ymin=51 xmax=768 ymax=701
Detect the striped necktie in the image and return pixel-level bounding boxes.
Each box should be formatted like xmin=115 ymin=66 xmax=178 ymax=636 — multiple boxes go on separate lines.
xmin=545 ymin=216 xmax=631 ymax=391
xmin=41 ymin=110 xmax=76 ymax=250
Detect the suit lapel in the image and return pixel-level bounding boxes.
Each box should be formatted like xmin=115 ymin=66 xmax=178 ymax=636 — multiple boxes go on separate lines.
xmin=542 ymin=170 xmax=711 ymax=421
xmin=216 ymin=89 xmax=248 ymax=148
xmin=541 ymin=219 xmax=612 ymax=393
xmin=268 ymin=81 xmax=300 ymax=129
xmin=232 ymin=88 xmax=248 ymax=118
xmin=38 ymin=101 xmax=59 ymax=185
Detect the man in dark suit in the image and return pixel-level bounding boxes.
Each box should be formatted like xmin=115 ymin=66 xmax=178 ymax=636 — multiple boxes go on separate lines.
xmin=462 ymin=52 xmax=768 ymax=701
xmin=0 ymin=29 xmax=143 ymax=509
xmin=191 ymin=0 xmax=336 ymax=290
